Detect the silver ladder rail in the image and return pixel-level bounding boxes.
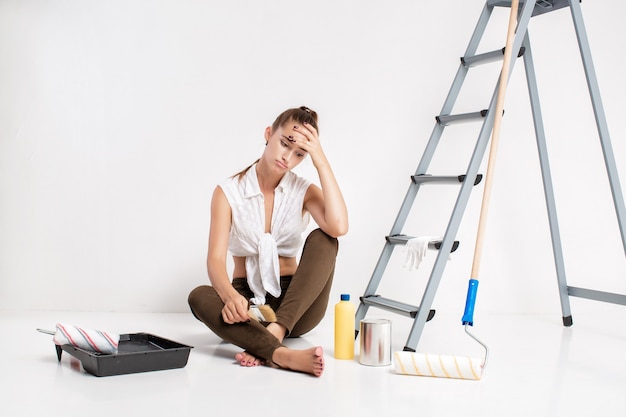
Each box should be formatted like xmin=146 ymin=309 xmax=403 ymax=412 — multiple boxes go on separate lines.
xmin=355 ymin=0 xmax=626 ymax=352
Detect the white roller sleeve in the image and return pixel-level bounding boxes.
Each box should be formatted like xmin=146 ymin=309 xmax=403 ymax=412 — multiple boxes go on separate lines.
xmin=52 ymin=323 xmax=120 ymax=354
xmin=393 ymin=351 xmax=484 ymax=380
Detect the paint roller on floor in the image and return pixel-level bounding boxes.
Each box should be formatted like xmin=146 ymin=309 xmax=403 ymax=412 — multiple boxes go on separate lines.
xmin=393 ymin=279 xmax=488 ymax=380
xmin=37 ymin=323 xmax=120 ymax=354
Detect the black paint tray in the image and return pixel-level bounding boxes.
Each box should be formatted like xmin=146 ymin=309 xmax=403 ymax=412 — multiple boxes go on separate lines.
xmin=54 ymin=332 xmax=193 ymax=377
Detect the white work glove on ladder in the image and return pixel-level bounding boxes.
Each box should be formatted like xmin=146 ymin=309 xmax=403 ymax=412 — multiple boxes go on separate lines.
xmin=403 ymin=236 xmax=442 ymax=271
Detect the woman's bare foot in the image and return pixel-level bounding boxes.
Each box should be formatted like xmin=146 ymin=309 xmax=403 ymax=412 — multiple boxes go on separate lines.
xmin=272 ymin=346 xmax=325 ymax=377
xmin=235 ymin=351 xmax=263 ymax=367
xmin=234 ymin=324 xmax=286 ymax=368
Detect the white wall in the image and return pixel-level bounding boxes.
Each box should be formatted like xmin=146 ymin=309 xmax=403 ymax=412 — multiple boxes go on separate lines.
xmin=1 ymin=0 xmax=624 ymax=316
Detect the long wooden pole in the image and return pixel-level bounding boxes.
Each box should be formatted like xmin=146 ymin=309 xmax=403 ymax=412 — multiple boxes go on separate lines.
xmin=470 ymin=0 xmax=520 ymax=279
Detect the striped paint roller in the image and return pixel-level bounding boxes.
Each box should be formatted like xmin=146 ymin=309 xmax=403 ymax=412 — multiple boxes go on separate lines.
xmin=393 ymin=352 xmax=483 ymax=380
xmin=51 ymin=323 xmax=119 ymax=354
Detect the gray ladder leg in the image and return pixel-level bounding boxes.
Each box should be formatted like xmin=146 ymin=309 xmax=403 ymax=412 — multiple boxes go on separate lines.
xmin=568 ymin=0 xmax=626 ymax=252
xmin=522 ymin=32 xmax=573 ymax=325
xmin=564 ymin=0 xmax=626 ymax=306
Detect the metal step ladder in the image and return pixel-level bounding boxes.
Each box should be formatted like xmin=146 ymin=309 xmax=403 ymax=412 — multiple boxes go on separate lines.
xmin=355 ymin=0 xmax=626 ymax=352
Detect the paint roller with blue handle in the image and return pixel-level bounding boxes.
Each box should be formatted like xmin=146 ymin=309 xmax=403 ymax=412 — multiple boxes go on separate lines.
xmin=392 ymin=279 xmax=488 ymax=380
xmin=462 ymin=279 xmax=489 ymax=370
xmin=461 ymin=279 xmax=479 ymax=326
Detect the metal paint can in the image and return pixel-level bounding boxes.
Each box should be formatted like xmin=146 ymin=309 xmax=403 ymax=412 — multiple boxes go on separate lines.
xmin=359 ymin=318 xmax=392 ymax=366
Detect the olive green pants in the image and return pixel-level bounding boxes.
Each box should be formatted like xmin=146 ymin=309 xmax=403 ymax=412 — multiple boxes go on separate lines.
xmin=188 ymin=229 xmax=338 ymax=362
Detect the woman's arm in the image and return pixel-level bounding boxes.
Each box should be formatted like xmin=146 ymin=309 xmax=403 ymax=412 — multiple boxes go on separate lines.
xmin=296 ymin=122 xmax=349 ymax=238
xmin=207 ymin=186 xmax=250 ymax=324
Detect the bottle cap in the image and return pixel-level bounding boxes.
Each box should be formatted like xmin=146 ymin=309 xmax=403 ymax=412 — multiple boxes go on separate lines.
xmin=341 ymin=294 xmax=350 ymax=301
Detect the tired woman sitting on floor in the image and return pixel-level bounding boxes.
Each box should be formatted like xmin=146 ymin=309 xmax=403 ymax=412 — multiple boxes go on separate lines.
xmin=188 ymin=106 xmax=348 ymax=377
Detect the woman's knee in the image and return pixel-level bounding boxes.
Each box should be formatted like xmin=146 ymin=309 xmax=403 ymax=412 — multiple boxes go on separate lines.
xmin=305 ymin=228 xmax=339 ymax=255
xmin=288 ymin=309 xmax=326 ymax=338
xmin=188 ymin=285 xmax=220 ymax=322
xmin=188 ymin=285 xmax=208 ymax=307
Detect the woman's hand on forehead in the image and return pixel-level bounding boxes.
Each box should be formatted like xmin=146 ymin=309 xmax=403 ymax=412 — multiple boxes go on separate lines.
xmin=291 ymin=122 xmax=317 ymax=143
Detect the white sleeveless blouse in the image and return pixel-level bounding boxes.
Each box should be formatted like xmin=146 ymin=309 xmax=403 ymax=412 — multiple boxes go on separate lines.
xmin=219 ymin=164 xmax=311 ymax=305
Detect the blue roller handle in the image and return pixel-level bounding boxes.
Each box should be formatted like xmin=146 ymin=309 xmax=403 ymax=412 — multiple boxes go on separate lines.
xmin=462 ymin=279 xmax=479 ymax=326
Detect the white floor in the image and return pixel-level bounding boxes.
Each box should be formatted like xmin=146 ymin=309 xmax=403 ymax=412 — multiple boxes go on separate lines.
xmin=2 ymin=303 xmax=625 ymax=417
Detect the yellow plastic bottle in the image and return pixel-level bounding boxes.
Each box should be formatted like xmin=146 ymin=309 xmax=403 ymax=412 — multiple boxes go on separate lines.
xmin=334 ymin=294 xmax=355 ymax=359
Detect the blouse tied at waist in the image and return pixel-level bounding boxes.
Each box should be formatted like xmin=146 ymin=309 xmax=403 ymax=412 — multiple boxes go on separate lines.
xmin=245 ymin=232 xmax=281 ymax=305
xmin=220 ymin=165 xmax=311 ymax=305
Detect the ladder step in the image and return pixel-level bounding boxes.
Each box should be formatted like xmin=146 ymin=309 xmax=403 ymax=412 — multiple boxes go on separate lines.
xmin=411 ymin=173 xmax=483 ymax=186
xmin=360 ymin=295 xmax=436 ymax=320
xmin=436 ymin=110 xmax=488 ymax=125
xmin=461 ymin=46 xmax=526 ymax=67
xmin=386 ymin=234 xmax=460 ymax=253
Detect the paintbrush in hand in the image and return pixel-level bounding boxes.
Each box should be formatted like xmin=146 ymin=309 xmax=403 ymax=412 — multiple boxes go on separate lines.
xmin=248 ymin=305 xmax=277 ymax=322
